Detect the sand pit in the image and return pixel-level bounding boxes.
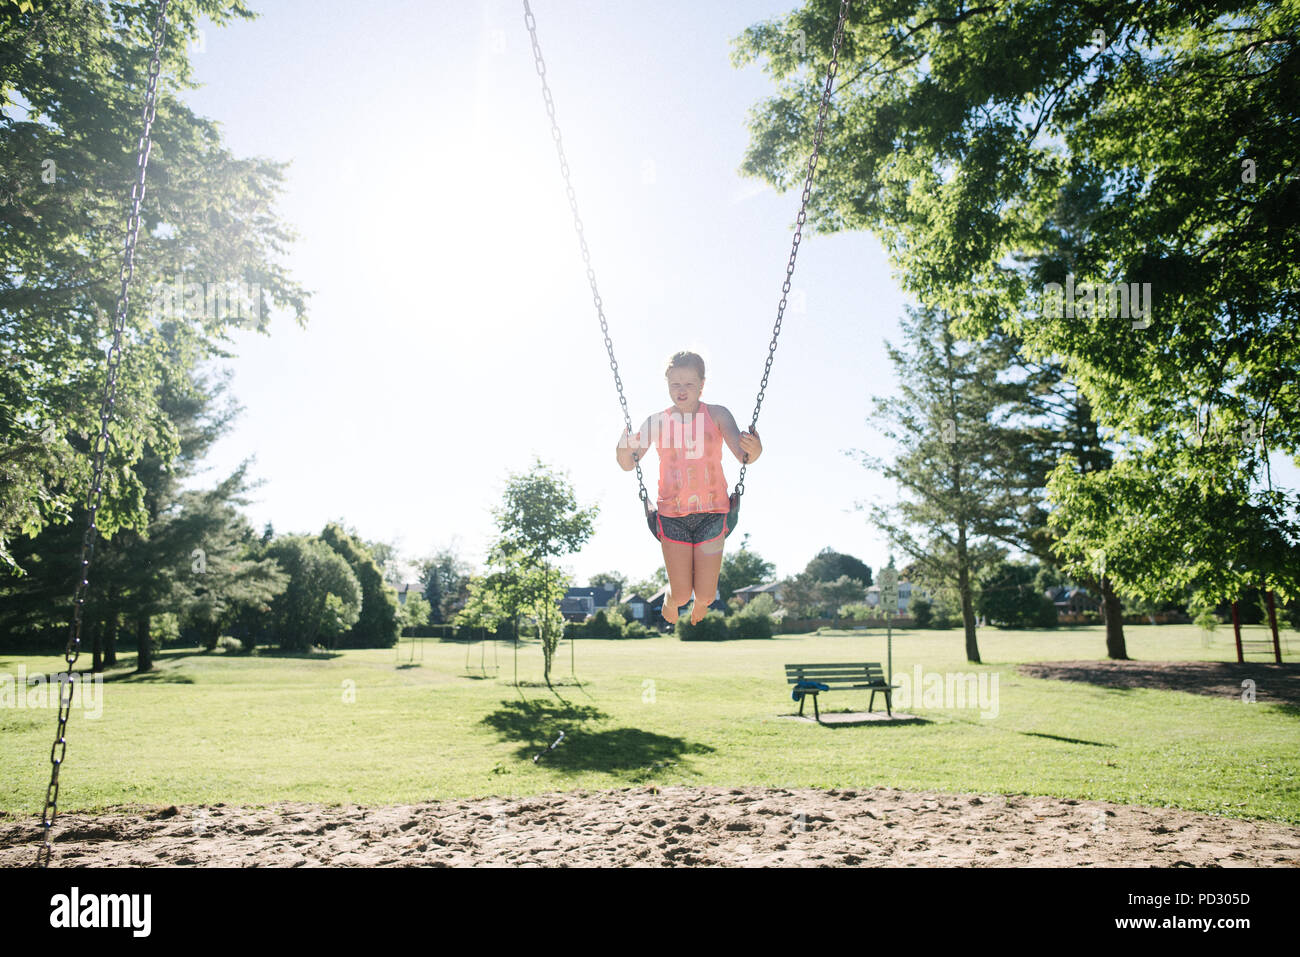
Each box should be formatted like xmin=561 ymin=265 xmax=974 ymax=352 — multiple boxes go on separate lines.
xmin=3 ymin=786 xmax=1298 ymax=867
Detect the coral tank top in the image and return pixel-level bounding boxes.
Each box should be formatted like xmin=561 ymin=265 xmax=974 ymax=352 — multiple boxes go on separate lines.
xmin=654 ymin=402 xmax=730 ymax=517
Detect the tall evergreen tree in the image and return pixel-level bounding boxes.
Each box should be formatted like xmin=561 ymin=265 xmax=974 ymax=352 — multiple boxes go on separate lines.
xmin=486 ymin=459 xmax=596 ymax=687
xmin=853 ymin=305 xmax=1030 ymax=663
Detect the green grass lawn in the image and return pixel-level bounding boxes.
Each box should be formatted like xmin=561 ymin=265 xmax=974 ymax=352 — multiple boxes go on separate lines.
xmin=1 ymin=624 xmax=1296 ymax=824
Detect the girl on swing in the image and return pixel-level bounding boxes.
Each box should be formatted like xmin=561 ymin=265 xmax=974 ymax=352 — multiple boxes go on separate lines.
xmin=615 ymin=351 xmax=763 ymax=625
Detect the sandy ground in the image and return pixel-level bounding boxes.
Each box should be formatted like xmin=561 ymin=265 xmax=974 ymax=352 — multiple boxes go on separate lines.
xmin=3 ymin=786 xmax=1298 ymax=867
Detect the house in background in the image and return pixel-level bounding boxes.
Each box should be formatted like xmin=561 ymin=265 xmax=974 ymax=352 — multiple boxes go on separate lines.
xmin=1047 ymin=585 xmax=1099 ymax=614
xmin=559 ymin=584 xmax=622 ymax=622
xmin=865 ymin=580 xmax=924 ymax=615
xmin=395 ymin=582 xmax=423 ymax=605
xmin=731 ymin=581 xmax=783 ymax=605
xmin=624 ymin=594 xmax=651 ymax=621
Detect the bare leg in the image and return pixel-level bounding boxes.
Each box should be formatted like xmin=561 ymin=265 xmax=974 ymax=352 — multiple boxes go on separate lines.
xmin=660 ymin=538 xmax=694 ymax=625
xmin=690 ymin=535 xmax=725 ymax=624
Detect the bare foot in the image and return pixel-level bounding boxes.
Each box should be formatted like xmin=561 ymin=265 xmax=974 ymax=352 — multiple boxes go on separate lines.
xmin=690 ymin=603 xmax=708 ymax=625
xmin=662 ymin=595 xmax=679 ymax=624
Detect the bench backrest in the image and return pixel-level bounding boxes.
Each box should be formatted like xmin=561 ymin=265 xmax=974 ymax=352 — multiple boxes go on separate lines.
xmin=785 ymin=662 xmax=887 ymax=686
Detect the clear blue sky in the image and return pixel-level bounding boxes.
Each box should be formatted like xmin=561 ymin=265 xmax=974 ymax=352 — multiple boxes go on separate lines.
xmin=179 ymin=0 xmax=907 ymax=586
xmin=177 ymin=0 xmax=1297 ymax=588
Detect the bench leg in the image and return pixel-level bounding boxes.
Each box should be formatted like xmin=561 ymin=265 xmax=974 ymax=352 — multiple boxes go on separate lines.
xmin=812 ymin=693 xmax=820 ymax=722
xmin=797 ymin=693 xmax=806 ymax=716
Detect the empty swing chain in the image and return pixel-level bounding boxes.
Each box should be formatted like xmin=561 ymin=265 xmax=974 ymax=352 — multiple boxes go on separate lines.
xmin=734 ymin=0 xmax=852 ymax=502
xmin=37 ymin=0 xmax=170 ymax=869
xmin=521 ymin=1 xmax=651 ymax=513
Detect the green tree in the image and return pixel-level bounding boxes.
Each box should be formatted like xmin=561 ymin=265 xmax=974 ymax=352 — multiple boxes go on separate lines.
xmin=627 ymin=567 xmax=668 ymax=600
xmin=734 ymin=0 xmax=1300 ymax=616
xmin=398 ymin=593 xmax=432 ymax=632
xmin=851 ymin=305 xmax=1027 ymax=663
xmin=0 ymin=0 xmax=309 ymax=574
xmin=716 ymin=532 xmax=776 ymax=601
xmin=978 ymin=560 xmax=1057 ymax=630
xmin=778 ymin=571 xmax=824 ymax=619
xmin=456 ymin=575 xmax=512 ymax=635
xmin=488 ymin=459 xmax=596 ymax=687
xmin=321 ymin=522 xmax=400 ymax=648
xmin=0 ymin=363 xmax=283 ymax=672
xmin=172 ymin=478 xmax=288 ymax=654
xmin=263 ymin=535 xmax=360 ymax=651
xmin=419 ymin=547 xmax=472 ymax=624
xmin=588 ymin=571 xmax=627 ymax=594
xmin=910 ymin=597 xmax=933 ymax=629
xmin=804 ymin=546 xmax=871 ymax=587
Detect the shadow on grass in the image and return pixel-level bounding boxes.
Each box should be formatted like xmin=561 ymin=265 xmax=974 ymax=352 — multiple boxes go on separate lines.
xmin=247 ymin=649 xmax=344 ymax=661
xmin=481 ymin=699 xmax=715 ymax=774
xmin=101 ymin=669 xmax=195 ymax=684
xmin=1017 ymin=660 xmax=1300 ymax=710
xmin=818 ymin=716 xmax=930 ymax=729
xmin=1020 ymin=731 xmax=1114 ymax=747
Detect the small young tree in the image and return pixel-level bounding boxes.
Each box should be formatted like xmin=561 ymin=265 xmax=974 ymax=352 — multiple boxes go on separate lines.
xmin=399 ymin=593 xmax=432 ymax=632
xmin=488 ymin=459 xmax=596 ymax=688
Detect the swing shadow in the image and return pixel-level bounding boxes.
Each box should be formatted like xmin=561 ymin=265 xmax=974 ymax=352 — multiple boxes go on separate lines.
xmin=480 ymin=699 xmax=715 ymax=775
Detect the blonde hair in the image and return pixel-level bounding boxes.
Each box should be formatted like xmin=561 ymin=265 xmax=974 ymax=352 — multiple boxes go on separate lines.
xmin=664 ymin=351 xmax=705 ymax=380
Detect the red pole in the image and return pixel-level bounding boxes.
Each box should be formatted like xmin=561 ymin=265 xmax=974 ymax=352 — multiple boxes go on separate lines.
xmin=1265 ymin=590 xmax=1282 ymax=665
xmin=1232 ymin=601 xmax=1243 ymax=663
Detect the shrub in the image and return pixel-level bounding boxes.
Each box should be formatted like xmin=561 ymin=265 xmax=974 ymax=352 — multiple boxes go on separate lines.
xmin=838 ymin=603 xmax=877 ymax=621
xmin=676 ymin=610 xmax=730 ymax=641
xmin=217 ymin=635 xmax=243 ymax=654
xmin=727 ymin=610 xmax=773 ymax=639
xmin=580 ymin=609 xmax=624 ymax=638
xmin=622 ymin=620 xmax=654 ymax=639
xmin=1031 ymin=594 xmax=1060 ymax=629
xmin=727 ymin=593 xmax=775 ymax=638
xmin=910 ymin=597 xmax=933 ymax=628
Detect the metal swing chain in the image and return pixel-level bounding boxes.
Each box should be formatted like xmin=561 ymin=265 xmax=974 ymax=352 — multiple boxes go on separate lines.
xmin=521 ymin=1 xmax=651 ymax=513
xmin=37 ymin=0 xmax=170 ymax=869
xmin=734 ymin=0 xmax=852 ymax=502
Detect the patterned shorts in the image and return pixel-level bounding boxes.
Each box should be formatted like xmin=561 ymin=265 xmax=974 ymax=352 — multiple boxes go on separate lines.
xmin=656 ymin=510 xmax=728 ymax=546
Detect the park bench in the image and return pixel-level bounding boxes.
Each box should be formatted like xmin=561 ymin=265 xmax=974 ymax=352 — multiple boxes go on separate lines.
xmin=785 ymin=662 xmax=894 ymax=721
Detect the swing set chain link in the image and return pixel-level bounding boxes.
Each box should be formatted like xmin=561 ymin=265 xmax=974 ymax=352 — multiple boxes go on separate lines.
xmin=735 ymin=0 xmax=851 ymax=500
xmin=37 ymin=0 xmax=170 ymax=870
xmin=522 ymin=1 xmax=650 ymax=510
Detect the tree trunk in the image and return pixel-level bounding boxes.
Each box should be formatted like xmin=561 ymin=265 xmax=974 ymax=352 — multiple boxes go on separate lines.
xmin=89 ymin=614 xmax=102 ymax=673
xmin=1100 ymin=579 xmax=1128 ymax=660
xmin=956 ymin=528 xmax=981 ymax=663
xmin=1265 ymin=590 xmax=1282 ymax=664
xmin=104 ymin=607 xmax=118 ymax=668
xmin=135 ymin=613 xmax=152 ymax=673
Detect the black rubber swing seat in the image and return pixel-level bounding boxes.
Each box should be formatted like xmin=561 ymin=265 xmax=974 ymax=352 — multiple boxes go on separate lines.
xmin=646 ymin=491 xmax=741 ymax=542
